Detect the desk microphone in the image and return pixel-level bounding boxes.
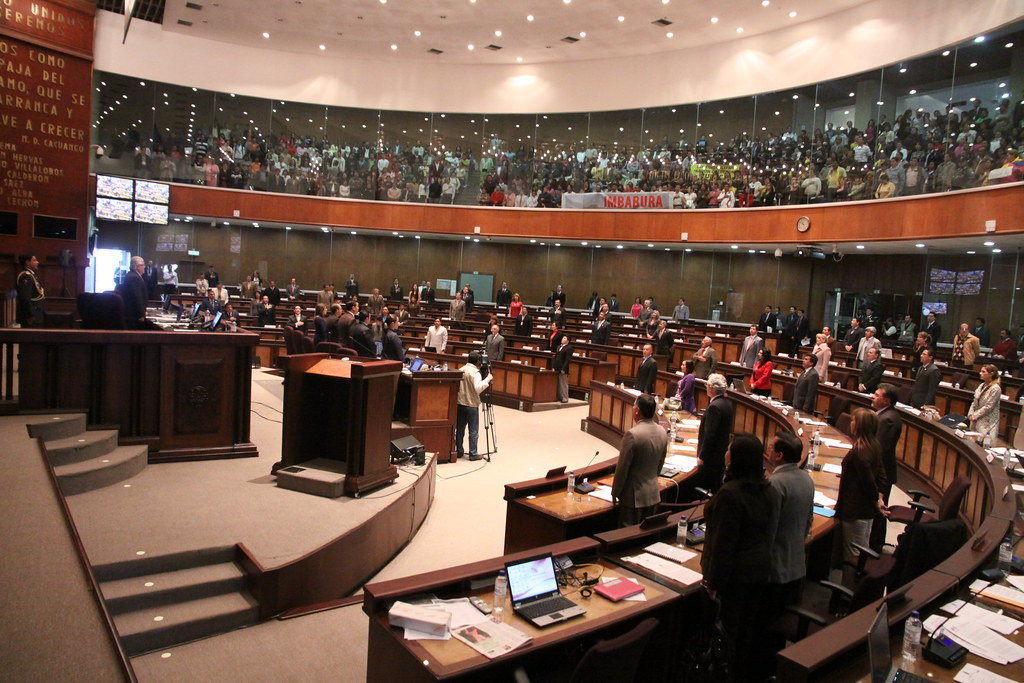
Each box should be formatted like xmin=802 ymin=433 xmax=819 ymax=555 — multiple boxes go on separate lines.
xmin=585 ymin=450 xmax=601 ymax=468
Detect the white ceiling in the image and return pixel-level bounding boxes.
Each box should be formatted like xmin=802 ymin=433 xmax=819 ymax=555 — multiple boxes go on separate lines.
xmin=162 ymin=0 xmax=866 ymax=65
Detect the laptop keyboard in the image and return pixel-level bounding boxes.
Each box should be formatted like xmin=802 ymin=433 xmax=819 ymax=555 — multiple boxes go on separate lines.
xmin=517 ymin=595 xmax=577 ymax=620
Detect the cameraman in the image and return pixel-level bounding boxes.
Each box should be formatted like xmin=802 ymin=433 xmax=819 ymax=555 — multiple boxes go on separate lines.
xmin=456 ymin=351 xmax=493 ymax=461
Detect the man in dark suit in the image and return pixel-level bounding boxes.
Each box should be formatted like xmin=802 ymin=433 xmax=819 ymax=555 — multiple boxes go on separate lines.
xmin=757 ymin=305 xmax=777 ymax=333
xmin=552 ymin=335 xmax=572 ymax=403
xmin=388 ymin=278 xmax=403 ymax=300
xmin=677 ymin=373 xmax=734 ymax=502
xmin=263 ymin=281 xmax=282 ymax=307
xmin=924 ymin=313 xmax=941 ymax=349
xmin=484 ymin=324 xmax=505 ymax=361
xmin=871 ymin=383 xmax=902 ymax=551
xmin=550 ymin=300 xmax=566 ymax=328
xmin=654 ymin=320 xmax=675 ymax=357
xmin=143 ymin=260 xmax=159 ymax=300
xmin=204 ymin=265 xmax=219 ymax=288
xmin=792 ymin=308 xmax=811 ymax=355
xmin=287 ymin=305 xmax=307 ymax=331
xmin=120 ymin=256 xmax=149 ymax=329
xmin=591 ymin=311 xmax=611 ymax=346
xmin=634 ymin=343 xmax=658 ymax=394
xmin=255 ymin=295 xmax=276 ymax=326
xmin=608 ymin=294 xmax=619 ymax=312
xmin=792 ymin=354 xmax=819 ymax=413
xmin=380 ymin=317 xmax=405 ymax=361
xmin=910 ymin=348 xmax=941 ymax=408
xmin=843 ymin=317 xmax=865 ymax=352
xmin=345 ymin=274 xmax=359 ymax=300
xmin=550 ymin=284 xmax=566 ymax=308
xmin=286 ymin=277 xmax=302 ymax=300
xmin=325 ymin=303 xmax=342 ymax=343
xmin=495 ymin=281 xmax=513 ymax=307
xmin=196 ymin=289 xmax=222 ymax=318
xmin=349 ymin=312 xmax=376 ymax=358
xmin=858 ymin=347 xmax=884 ymax=394
xmin=514 ymin=309 xmax=533 ymax=337
xmin=421 ymin=281 xmax=435 ymax=303
xmin=612 ymin=394 xmax=668 ymax=527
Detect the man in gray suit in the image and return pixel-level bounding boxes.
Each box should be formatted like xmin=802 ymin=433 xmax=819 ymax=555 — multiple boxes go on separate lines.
xmin=739 ymin=324 xmax=764 ymax=368
xmin=855 ymin=326 xmax=882 ymax=363
xmin=611 ymin=394 xmax=668 ymax=527
xmin=484 ymin=324 xmax=505 ymax=361
xmin=858 ymin=346 xmax=884 ymax=394
xmin=693 ymin=336 xmax=718 ymax=379
xmin=792 ymin=354 xmax=819 ymax=413
xmin=911 ymin=348 xmax=941 ymax=408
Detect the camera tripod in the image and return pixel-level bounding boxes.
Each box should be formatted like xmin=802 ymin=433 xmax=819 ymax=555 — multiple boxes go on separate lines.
xmin=480 ymin=389 xmax=498 ymax=462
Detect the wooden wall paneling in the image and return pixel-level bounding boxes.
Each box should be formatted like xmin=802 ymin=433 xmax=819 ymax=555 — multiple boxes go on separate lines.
xmin=504 ymin=243 xmax=552 ymax=307
xmin=680 ymin=251 xmax=713 ymax=320
xmin=633 ymin=249 xmax=670 ymax=311
xmin=591 ymin=247 xmax=636 ymax=314
xmin=415 ymin=239 xmax=456 ymax=294
xmin=547 ymin=246 xmax=591 ymax=309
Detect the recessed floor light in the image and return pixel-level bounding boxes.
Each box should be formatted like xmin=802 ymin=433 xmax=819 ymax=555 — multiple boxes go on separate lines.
xmin=319 ymin=44 xmax=325 ymax=50
xmin=617 ymin=16 xmax=625 ymax=22
xmin=390 ymin=44 xmax=397 ymax=50
xmin=526 ymin=14 xmax=534 ymax=21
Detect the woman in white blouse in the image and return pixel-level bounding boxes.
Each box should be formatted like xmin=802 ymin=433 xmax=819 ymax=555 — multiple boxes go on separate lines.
xmin=812 ymin=333 xmax=831 ymax=382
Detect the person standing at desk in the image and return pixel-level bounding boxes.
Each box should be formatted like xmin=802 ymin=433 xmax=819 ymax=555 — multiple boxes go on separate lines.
xmin=750 ymin=348 xmax=774 ymax=397
xmin=673 ymin=360 xmax=697 ymax=414
xmin=835 ymin=408 xmax=887 ymax=581
xmin=611 ymin=394 xmax=668 ymax=527
xmin=456 ymin=351 xmax=492 ymax=461
xmin=15 ymin=253 xmax=45 ymax=327
xmin=591 ymin=311 xmax=611 ymax=346
xmin=870 ymin=383 xmax=903 ymax=551
xmin=120 ymin=256 xmax=149 ymax=329
xmin=700 ymin=432 xmax=777 ymax=683
xmin=552 ymin=335 xmax=572 ymax=403
xmin=381 ymin=317 xmax=405 ymax=362
xmin=739 ymin=325 xmax=764 ymax=368
xmin=425 ymin=318 xmax=448 ymax=353
xmin=514 ymin=308 xmax=533 ymax=337
xmin=910 ymin=348 xmax=941 ymax=408
xmin=967 ymin=364 xmax=1001 ymax=444
xmin=484 ymin=324 xmax=505 ymax=361
xmin=449 ymin=292 xmax=466 ymax=328
xmin=677 ymin=373 xmax=734 ymax=501
xmin=858 ymin=346 xmax=884 ymax=394
xmin=634 ymin=343 xmax=658 ymax=394
xmin=693 ymin=336 xmax=718 ymax=379
xmin=792 ymin=354 xmax=819 ymax=413
xmin=345 ymin=274 xmax=359 ymax=300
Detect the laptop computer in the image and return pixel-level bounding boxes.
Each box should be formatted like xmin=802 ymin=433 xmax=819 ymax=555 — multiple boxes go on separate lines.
xmin=868 ymin=602 xmax=929 ymax=683
xmin=504 ymin=552 xmax=586 ymax=628
xmin=204 ymin=310 xmax=223 ymax=331
xmin=408 ymin=357 xmax=426 ymax=372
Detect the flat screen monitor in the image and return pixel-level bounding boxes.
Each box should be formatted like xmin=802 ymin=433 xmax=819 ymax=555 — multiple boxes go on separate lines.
xmin=96 ymin=197 xmax=133 ymax=221
xmin=928 ymin=281 xmax=955 ymax=295
xmin=0 ymin=210 xmax=16 ymax=236
xmin=135 ymin=180 xmax=170 ymax=204
xmin=33 ymin=215 xmax=77 ymax=240
xmin=922 ymin=301 xmax=948 ymax=315
xmin=408 ymin=357 xmax=425 ymax=372
xmin=954 ymin=283 xmax=981 ymax=296
xmin=134 ymin=202 xmax=169 ymax=225
xmin=929 ymin=268 xmax=956 ymax=283
xmin=96 ymin=175 xmax=134 ymax=199
xmin=956 ymin=269 xmax=985 ymax=284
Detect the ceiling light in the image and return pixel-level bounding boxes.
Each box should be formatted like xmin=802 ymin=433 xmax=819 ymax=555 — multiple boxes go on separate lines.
xmin=581 ymin=241 xmax=588 ymax=246
xmin=788 ymin=11 xmax=796 ymax=17
xmin=792 ymin=94 xmax=798 ymax=99
xmin=516 ymin=56 xmax=523 ymax=62
xmin=967 ymin=250 xmax=976 ymax=255
xmin=666 ymin=32 xmax=673 ymax=38
xmin=495 ymin=30 xmax=502 ymax=36
xmin=467 ymin=44 xmax=474 ymax=50
xmin=993 ymin=249 xmax=1002 ymax=254
xmin=579 ymin=31 xmax=586 ymax=37
xmin=564 ymin=0 xmax=571 ymax=4
xmin=761 ymin=0 xmax=770 ymax=6
xmin=618 ymin=16 xmax=625 ymax=22
xmin=736 ymin=27 xmax=744 ymax=33
xmin=1006 ymin=42 xmax=1015 ymax=48
xmin=909 ymin=89 xmax=917 ymax=94
xmin=648 ymin=243 xmax=654 ymax=248
xmin=974 ymin=35 xmax=985 ymax=43
xmin=710 ymin=16 xmax=718 ymax=23
xmin=616 ymin=245 xmax=623 ymax=249
xmin=526 ymin=14 xmax=534 ymax=21
xmin=856 ymin=245 xmax=865 ymax=250
xmin=984 ymin=241 xmax=995 ymax=246
xmin=414 ymin=30 xmax=421 ymax=36
xmin=942 ymin=50 xmax=950 ymax=56
xmin=915 ymin=243 xmax=925 ymax=248
xmin=350 ymin=231 xmax=357 ymax=235
xmin=318 ymin=44 xmax=325 ymax=50
xmin=849 ymin=92 xmax=855 ymax=97
xmin=970 ymin=62 xmax=978 ymax=68
xmin=262 ymin=32 xmax=270 ymax=38
xmin=730 ymin=245 xmax=738 ymax=249
xmin=390 ymin=44 xmax=397 ymax=50
xmin=530 ymin=239 xmax=536 ymax=243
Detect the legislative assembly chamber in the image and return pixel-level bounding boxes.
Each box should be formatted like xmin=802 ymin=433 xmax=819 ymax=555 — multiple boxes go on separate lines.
xmin=4 ymin=1 xmax=1024 ymax=681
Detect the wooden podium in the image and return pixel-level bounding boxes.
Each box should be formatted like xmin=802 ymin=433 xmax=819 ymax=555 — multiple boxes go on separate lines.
xmin=276 ymin=354 xmax=403 ymax=496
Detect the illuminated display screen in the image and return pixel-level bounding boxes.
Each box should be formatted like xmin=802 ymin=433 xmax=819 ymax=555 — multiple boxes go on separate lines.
xmin=922 ymin=301 xmax=948 ymax=315
xmin=929 ymin=268 xmax=956 ymax=282
xmin=96 ymin=197 xmax=133 ymax=221
xmin=96 ymin=175 xmax=134 ymax=199
xmin=956 ymin=270 xmax=985 ymax=284
xmin=135 ymin=180 xmax=170 ymax=204
xmin=134 ymin=202 xmax=169 ymax=225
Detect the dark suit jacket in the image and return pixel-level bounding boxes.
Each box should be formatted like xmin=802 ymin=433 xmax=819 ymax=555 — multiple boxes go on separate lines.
xmin=591 ymin=320 xmax=611 ymax=346
xmin=325 ymin=313 xmax=340 ymax=343
xmin=263 ymin=286 xmax=281 ymax=306
xmin=287 ymin=314 xmax=307 ymax=329
xmin=256 ymin=302 xmax=276 ymax=326
xmin=911 ymin=362 xmax=941 ymax=408
xmin=792 ymin=366 xmax=819 ymax=413
xmin=349 ymin=322 xmax=376 ymax=357
xmin=876 ymin=406 xmax=903 ymax=491
xmin=655 ymin=329 xmax=675 ymax=356
xmin=421 ymin=287 xmax=435 ymax=303
xmin=381 ymin=329 xmax=405 ymax=361
xmin=548 ymin=330 xmax=566 ymax=352
xmin=119 ymin=271 xmax=148 ymax=325
xmin=389 ymin=284 xmax=403 ymax=299
xmin=924 ymin=321 xmax=941 ymax=347
xmin=634 ymin=355 xmax=658 ymax=394
xmin=794 ymin=315 xmax=810 ymax=342
xmin=697 ymin=394 xmax=734 ymax=487
xmin=495 ymin=288 xmax=513 ymax=306
xmin=844 ymin=325 xmax=865 ymax=348
xmin=514 ymin=314 xmax=533 ymax=337
xmin=758 ymin=311 xmax=777 ymax=333
xmin=552 ymin=341 xmax=572 ymax=373
xmin=858 ymin=359 xmax=884 ymax=393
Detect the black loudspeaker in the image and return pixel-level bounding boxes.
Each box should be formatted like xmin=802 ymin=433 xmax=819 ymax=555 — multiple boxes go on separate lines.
xmin=59 ymin=249 xmax=73 ymax=266
xmin=391 ymin=435 xmax=425 ymax=466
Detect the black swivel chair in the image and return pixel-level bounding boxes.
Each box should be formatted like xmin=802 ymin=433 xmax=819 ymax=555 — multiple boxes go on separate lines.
xmin=514 ymin=617 xmax=659 ymax=683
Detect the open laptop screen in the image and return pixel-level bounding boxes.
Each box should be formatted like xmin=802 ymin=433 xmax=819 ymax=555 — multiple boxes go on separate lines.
xmin=206 ymin=311 xmax=223 ymax=330
xmin=505 ymin=554 xmax=560 ymax=603
xmin=408 ymin=357 xmax=425 ymax=372
xmin=867 ymin=602 xmax=891 ymax=683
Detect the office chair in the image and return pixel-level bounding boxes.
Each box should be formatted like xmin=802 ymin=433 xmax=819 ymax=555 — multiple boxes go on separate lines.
xmin=781 ymin=382 xmax=795 ymax=405
xmin=826 ymin=396 xmax=849 ymax=426
xmin=315 ymin=341 xmax=341 ymax=354
xmin=295 ymin=332 xmax=315 ymax=353
xmin=773 ymin=562 xmax=892 ymax=642
xmin=513 ymin=617 xmax=659 ymax=683
xmin=950 ymin=371 xmax=969 ymax=389
xmin=844 ymin=518 xmax=968 ymax=592
xmin=77 ymin=292 xmax=126 ymax=330
xmin=897 ymin=384 xmax=915 ymax=406
xmin=282 ymin=325 xmax=297 ymax=354
xmin=834 ymin=412 xmax=854 ymax=437
xmin=885 ymin=474 xmax=970 ymax=527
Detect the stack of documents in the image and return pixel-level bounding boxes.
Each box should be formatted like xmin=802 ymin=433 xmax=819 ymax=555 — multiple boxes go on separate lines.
xmin=622 ymin=552 xmax=703 ymax=585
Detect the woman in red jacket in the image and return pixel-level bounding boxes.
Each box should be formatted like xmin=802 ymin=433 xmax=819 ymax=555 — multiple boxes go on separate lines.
xmin=751 ymin=347 xmax=774 ymax=397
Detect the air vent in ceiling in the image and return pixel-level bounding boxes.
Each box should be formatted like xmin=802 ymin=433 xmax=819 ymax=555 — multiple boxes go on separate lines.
xmin=652 ymin=18 xmax=673 ymax=26
xmin=177 ymin=19 xmax=193 ymax=26
xmin=485 ymin=44 xmax=502 ymax=51
xmin=561 ymin=36 xmax=579 ymax=43
xmin=185 ymin=2 xmax=202 ymax=9
xmin=427 ymin=48 xmax=444 ymax=54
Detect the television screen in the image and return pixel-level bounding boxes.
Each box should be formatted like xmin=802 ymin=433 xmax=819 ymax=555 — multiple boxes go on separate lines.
xmin=956 ymin=270 xmax=985 ymax=284
xmin=96 ymin=175 xmax=134 ymax=199
xmin=0 ymin=210 xmax=16 ymax=236
xmin=922 ymin=301 xmax=948 ymax=315
xmin=33 ymin=215 xmax=77 ymax=240
xmin=929 ymin=268 xmax=956 ymax=282
xmin=96 ymin=197 xmax=133 ymax=221
xmin=955 ymin=283 xmax=982 ymax=295
xmin=135 ymin=180 xmax=170 ymax=204
xmin=929 ymin=281 xmax=955 ymax=295
xmin=134 ymin=202 xmax=169 ymax=225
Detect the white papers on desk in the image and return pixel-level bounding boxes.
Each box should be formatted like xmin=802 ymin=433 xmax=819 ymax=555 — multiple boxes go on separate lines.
xmin=685 ymin=438 xmax=699 ymax=445
xmin=669 ymin=443 xmax=697 ymax=455
xmin=821 ymin=463 xmax=843 ymax=475
xmin=623 ymin=387 xmax=642 ymax=397
xmin=972 ymin=582 xmax=1024 ymax=610
xmin=680 ymin=419 xmax=701 ymax=428
xmin=588 ymin=485 xmax=615 ymax=502
xmin=1012 ymin=484 xmax=1024 ymax=493
xmin=729 ymin=361 xmax=742 ymax=366
xmin=940 ymin=616 xmax=1024 ymax=665
xmin=940 ymin=381 xmax=954 ymax=387
xmin=665 ymin=455 xmax=699 ymax=472
xmin=820 ymin=438 xmax=852 ymax=449
xmin=431 ymin=598 xmax=490 ymax=629
xmin=451 ymin=617 xmax=533 ymax=659
xmin=813 ymin=491 xmax=837 ymax=508
xmin=622 ymin=552 xmax=703 ymax=586
xmin=799 ymin=417 xmax=828 ymax=426
xmin=954 ymin=662 xmax=1020 ymax=683
xmin=1005 ymin=575 xmax=1024 ymax=593
xmin=644 ymin=542 xmax=697 ymax=564
xmin=940 ymin=599 xmax=1023 ymax=635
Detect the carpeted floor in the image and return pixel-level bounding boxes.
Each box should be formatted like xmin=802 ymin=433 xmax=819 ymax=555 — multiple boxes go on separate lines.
xmin=100 ymin=369 xmax=607 ymax=681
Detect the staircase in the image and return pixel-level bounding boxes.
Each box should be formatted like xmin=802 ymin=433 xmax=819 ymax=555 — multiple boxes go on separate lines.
xmin=27 ymin=413 xmax=148 ymax=495
xmin=25 ymin=414 xmax=260 ymax=655
xmin=93 ymin=546 xmax=259 ymax=656
xmin=454 ymin=167 xmax=482 ymax=205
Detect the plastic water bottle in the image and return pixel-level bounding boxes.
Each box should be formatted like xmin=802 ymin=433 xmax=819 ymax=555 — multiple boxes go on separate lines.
xmin=493 ymin=570 xmax=508 ymax=615
xmin=806 ymin=440 xmax=817 ymax=470
xmin=999 ymin=537 xmax=1014 ymax=572
xmin=567 ymin=471 xmax=576 ymax=495
xmin=1003 ymin=447 xmax=1012 ymax=470
xmin=677 ymin=517 xmax=688 ymax=546
xmin=902 ymin=611 xmax=922 ymax=662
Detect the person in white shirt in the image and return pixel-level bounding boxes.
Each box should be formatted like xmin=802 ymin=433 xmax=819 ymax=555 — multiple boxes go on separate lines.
xmin=424 ymin=318 xmax=448 ymax=353
xmin=215 ymin=284 xmax=229 ymax=306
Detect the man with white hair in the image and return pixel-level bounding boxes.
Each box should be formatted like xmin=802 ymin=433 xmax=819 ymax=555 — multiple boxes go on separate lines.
xmin=693 ymin=336 xmax=718 ymax=379
xmin=120 ymin=255 xmax=149 ymax=329
xmin=677 ymin=373 xmax=734 ymax=501
xmin=855 ymin=326 xmax=882 ymax=363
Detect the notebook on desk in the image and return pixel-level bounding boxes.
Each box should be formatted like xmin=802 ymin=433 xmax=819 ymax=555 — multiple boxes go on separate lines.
xmin=868 ymin=602 xmax=929 ymax=683
xmin=505 ymin=553 xmax=586 ymax=628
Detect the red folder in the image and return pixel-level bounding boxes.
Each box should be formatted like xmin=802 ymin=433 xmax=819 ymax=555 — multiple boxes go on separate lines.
xmin=593 ymin=577 xmax=645 ymax=602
